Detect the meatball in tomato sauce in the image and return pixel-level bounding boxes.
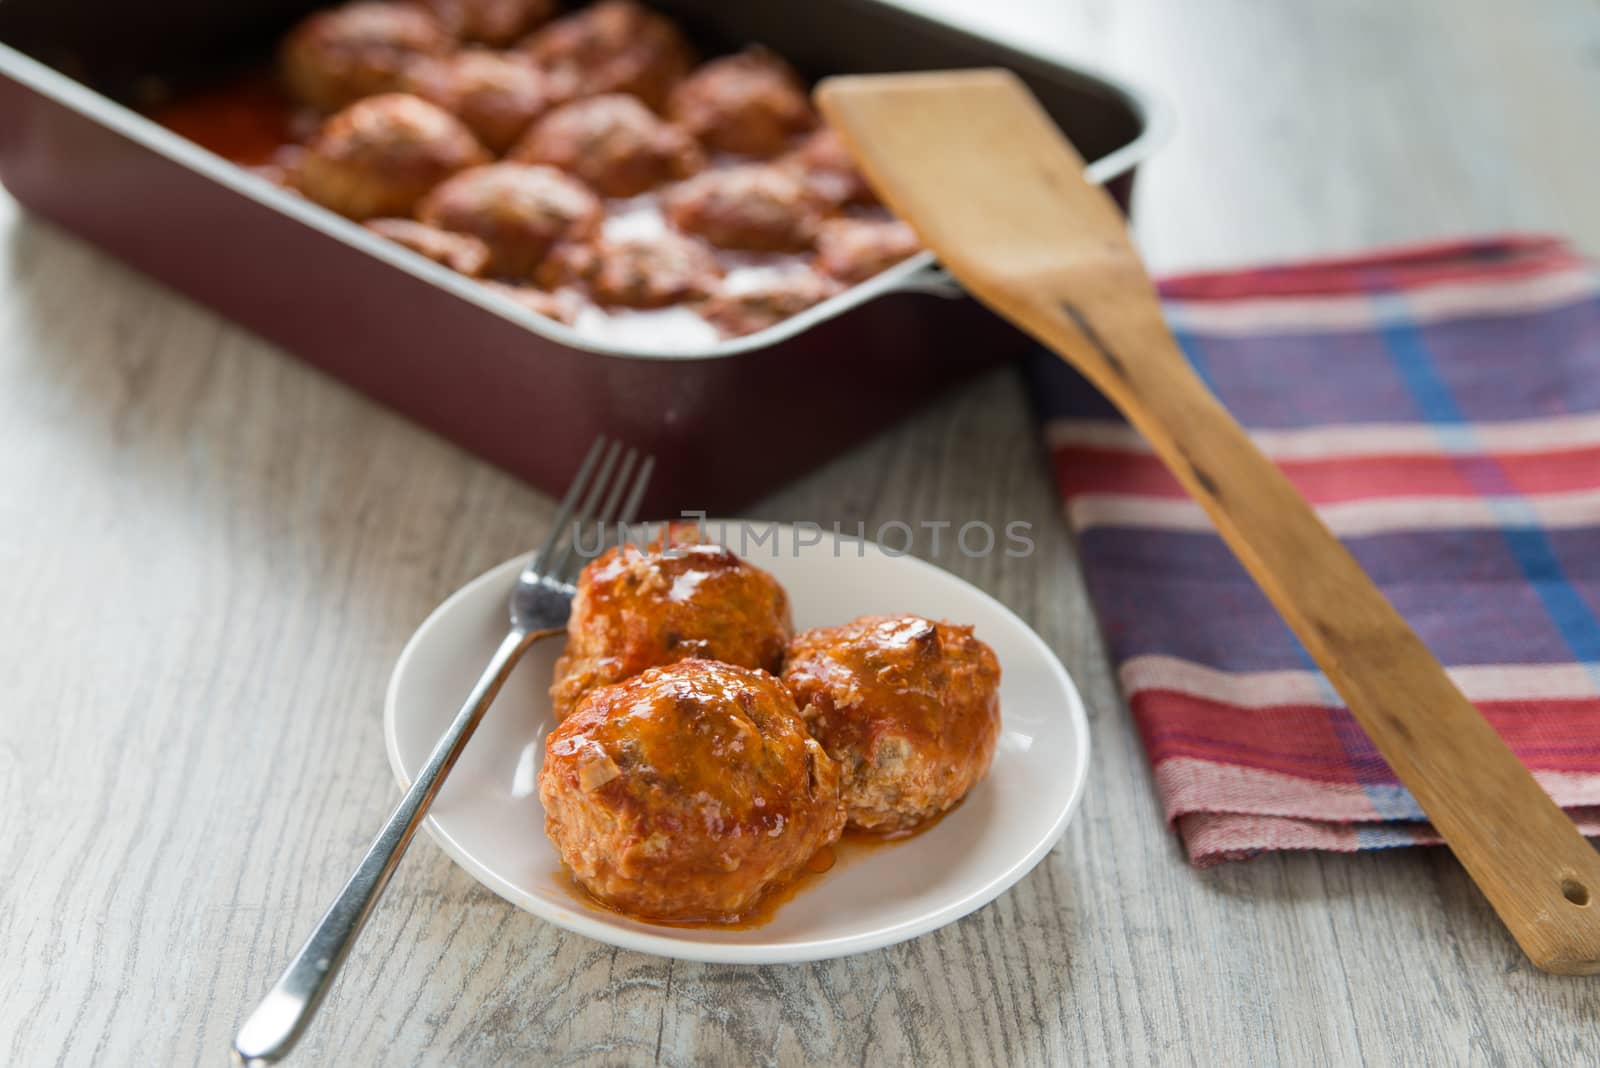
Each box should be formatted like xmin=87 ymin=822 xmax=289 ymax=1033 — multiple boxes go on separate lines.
xmin=482 ymin=281 xmax=585 ymax=323
xmin=550 ymin=526 xmax=792 ymax=719
xmin=521 ymin=0 xmax=694 ymax=110
xmin=815 ymin=217 xmax=922 ymax=285
xmin=364 ymin=217 xmax=492 ymax=275
xmin=281 ymin=2 xmax=452 ymax=112
xmin=419 ymin=162 xmax=602 ymax=277
xmin=402 ymin=49 xmax=561 ymax=153
xmin=541 ymin=659 xmax=845 ymax=923
xmin=663 ymin=164 xmax=823 ymax=252
xmin=424 ymin=0 xmax=558 ymax=47
xmin=293 ymin=94 xmax=489 ymax=220
xmin=700 ymin=270 xmax=838 ymax=338
xmin=668 ymin=47 xmax=816 ymax=158
xmin=538 ymin=232 xmax=721 ymax=308
xmin=781 ymin=126 xmax=876 ymax=208
xmin=510 ymin=94 xmax=703 ymax=198
xmin=782 ymin=615 xmax=1001 ymax=834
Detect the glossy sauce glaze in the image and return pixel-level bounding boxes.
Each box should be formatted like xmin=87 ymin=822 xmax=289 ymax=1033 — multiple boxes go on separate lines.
xmin=539 ymin=659 xmax=847 ymax=924
xmin=783 ymin=615 xmax=1002 ymax=834
xmin=553 ymin=807 xmax=958 ymax=930
xmin=549 ymin=528 xmax=793 ymax=719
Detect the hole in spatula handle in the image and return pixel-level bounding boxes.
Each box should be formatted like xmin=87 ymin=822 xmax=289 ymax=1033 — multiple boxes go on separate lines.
xmin=1562 ymin=879 xmax=1591 ymax=907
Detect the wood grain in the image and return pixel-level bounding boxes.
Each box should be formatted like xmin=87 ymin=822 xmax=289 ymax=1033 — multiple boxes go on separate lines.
xmin=4 ymin=0 xmax=1600 ymax=1063
xmin=817 ymin=67 xmax=1600 ymax=975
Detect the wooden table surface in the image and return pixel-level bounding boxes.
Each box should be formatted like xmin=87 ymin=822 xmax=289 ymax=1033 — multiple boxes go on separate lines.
xmin=5 ymin=1 xmax=1600 ymax=1064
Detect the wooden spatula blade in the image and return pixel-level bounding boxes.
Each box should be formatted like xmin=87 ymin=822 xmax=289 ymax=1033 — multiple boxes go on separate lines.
xmin=819 ymin=71 xmax=1122 ymax=280
xmin=818 ymin=69 xmax=1600 ymax=974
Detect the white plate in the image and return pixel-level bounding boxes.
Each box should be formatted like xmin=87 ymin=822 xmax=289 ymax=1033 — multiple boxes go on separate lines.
xmin=385 ymin=522 xmax=1090 ymax=963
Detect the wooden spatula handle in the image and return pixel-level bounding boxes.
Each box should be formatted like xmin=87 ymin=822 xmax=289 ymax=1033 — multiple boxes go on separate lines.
xmin=1045 ymin=284 xmax=1600 ymax=975
xmin=817 ymin=69 xmax=1600 ymax=973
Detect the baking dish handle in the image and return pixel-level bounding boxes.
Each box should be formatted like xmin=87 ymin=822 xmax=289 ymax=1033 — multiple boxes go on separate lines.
xmin=882 ymin=261 xmax=968 ymax=299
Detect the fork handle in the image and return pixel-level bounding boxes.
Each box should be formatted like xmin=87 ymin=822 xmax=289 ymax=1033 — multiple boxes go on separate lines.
xmin=233 ymin=627 xmax=538 ymax=1065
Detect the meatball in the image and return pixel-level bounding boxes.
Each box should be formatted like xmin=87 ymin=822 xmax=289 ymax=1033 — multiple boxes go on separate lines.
xmin=418 ymin=162 xmax=602 ymax=277
xmin=815 ymin=217 xmax=922 ymax=285
xmin=424 ymin=0 xmax=558 ymax=46
xmin=509 ymin=94 xmax=704 ymax=198
xmin=540 ymin=659 xmax=846 ymax=923
xmin=482 ymin=281 xmax=585 ymax=323
xmin=521 ymin=0 xmax=694 ymax=110
xmin=663 ymin=165 xmax=822 ymax=252
xmin=700 ymin=270 xmax=838 ymax=337
xmin=293 ymin=94 xmax=489 ymax=220
xmin=668 ymin=47 xmax=816 ymax=158
xmin=537 ymin=233 xmax=721 ymax=307
xmin=782 ymin=615 xmax=1001 ymax=834
xmin=401 ymin=49 xmax=560 ymax=152
xmin=365 ymin=217 xmax=492 ymax=275
xmin=281 ymin=2 xmax=452 ymax=112
xmin=782 ymin=126 xmax=875 ymax=207
xmin=550 ymin=526 xmax=792 ymax=719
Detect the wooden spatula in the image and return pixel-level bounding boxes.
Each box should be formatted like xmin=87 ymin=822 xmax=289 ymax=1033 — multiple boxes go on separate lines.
xmin=817 ymin=68 xmax=1600 ymax=974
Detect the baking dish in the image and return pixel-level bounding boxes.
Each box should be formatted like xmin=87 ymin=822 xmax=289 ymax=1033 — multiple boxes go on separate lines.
xmin=0 ymin=0 xmax=1168 ymax=512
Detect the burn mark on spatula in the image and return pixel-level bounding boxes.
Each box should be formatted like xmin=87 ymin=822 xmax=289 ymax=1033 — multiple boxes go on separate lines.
xmin=1060 ymin=299 xmax=1223 ymax=500
xmin=1183 ymin=460 xmax=1221 ymax=498
xmin=1059 ymin=301 xmax=1130 ymax=382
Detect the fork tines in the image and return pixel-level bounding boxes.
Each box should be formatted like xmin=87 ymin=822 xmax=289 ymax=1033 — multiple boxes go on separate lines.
xmin=529 ymin=437 xmax=655 ymax=585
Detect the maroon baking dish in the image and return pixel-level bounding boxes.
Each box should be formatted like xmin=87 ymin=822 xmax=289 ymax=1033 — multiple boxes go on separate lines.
xmin=0 ymin=0 xmax=1166 ymax=513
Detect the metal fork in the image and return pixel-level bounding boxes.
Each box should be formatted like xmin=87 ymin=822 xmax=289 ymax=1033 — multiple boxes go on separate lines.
xmin=233 ymin=438 xmax=653 ymax=1065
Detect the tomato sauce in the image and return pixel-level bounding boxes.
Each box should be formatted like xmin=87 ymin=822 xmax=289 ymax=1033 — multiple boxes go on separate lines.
xmin=552 ymin=801 xmax=961 ymax=930
xmin=147 ymin=72 xmax=303 ymax=167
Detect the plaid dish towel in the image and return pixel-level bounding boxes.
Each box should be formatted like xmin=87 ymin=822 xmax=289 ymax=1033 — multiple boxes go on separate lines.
xmin=1025 ymin=234 xmax=1600 ymax=866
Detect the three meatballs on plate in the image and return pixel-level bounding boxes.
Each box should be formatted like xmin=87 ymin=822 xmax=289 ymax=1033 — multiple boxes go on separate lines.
xmin=538 ymin=528 xmax=1002 ymax=923
xmin=272 ymin=0 xmax=921 ymax=336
